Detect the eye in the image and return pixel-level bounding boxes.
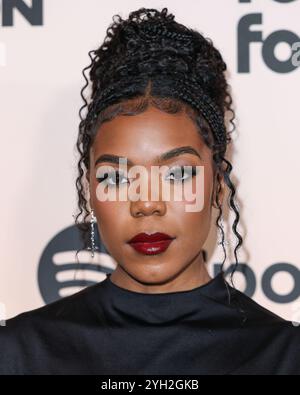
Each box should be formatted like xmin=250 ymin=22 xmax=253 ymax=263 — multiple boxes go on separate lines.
xmin=96 ymin=170 xmax=129 ymax=187
xmin=165 ymin=166 xmax=197 ymax=182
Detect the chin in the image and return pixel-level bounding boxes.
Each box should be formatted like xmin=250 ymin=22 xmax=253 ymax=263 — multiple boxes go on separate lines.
xmin=129 ymin=266 xmax=180 ymax=285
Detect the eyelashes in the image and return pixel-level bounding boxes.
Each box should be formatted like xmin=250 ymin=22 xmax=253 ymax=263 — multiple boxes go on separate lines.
xmin=96 ymin=166 xmax=198 ymax=187
xmin=165 ymin=166 xmax=198 ymax=183
xmin=96 ymin=171 xmax=128 ymax=186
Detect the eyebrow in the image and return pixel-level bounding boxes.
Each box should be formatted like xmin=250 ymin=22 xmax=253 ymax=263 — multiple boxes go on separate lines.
xmin=94 ymin=146 xmax=203 ymax=167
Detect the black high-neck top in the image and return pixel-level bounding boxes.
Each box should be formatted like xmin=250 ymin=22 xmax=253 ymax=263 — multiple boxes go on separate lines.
xmin=0 ymin=272 xmax=299 ymax=375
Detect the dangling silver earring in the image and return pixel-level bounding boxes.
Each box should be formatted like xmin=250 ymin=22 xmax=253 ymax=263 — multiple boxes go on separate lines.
xmin=87 ymin=208 xmax=99 ymax=258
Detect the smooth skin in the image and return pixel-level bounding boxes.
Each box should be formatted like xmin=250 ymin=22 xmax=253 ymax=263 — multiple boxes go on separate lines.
xmin=87 ymin=105 xmax=225 ymax=294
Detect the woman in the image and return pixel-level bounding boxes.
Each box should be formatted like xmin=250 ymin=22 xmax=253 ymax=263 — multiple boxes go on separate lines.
xmin=0 ymin=7 xmax=299 ymax=375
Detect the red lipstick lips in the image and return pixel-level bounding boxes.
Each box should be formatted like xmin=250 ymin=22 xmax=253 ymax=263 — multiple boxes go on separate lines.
xmin=127 ymin=232 xmax=175 ymax=255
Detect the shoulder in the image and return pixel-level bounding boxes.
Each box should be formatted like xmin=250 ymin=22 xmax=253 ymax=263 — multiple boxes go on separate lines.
xmin=230 ymin=286 xmax=287 ymax=322
xmin=231 ymin=286 xmax=300 ymax=350
xmin=224 ymin=282 xmax=300 ymax=345
xmin=225 ymin=286 xmax=300 ymax=374
xmin=229 ymin=284 xmax=300 ymax=328
xmin=2 ymin=281 xmax=99 ymax=329
xmin=0 ymin=282 xmax=100 ymax=374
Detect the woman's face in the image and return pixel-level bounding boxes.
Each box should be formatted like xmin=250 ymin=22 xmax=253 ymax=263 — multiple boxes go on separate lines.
xmin=88 ymin=105 xmax=220 ymax=289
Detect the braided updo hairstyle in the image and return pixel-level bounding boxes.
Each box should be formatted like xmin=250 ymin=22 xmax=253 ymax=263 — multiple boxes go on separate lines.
xmin=74 ymin=7 xmax=243 ymax=294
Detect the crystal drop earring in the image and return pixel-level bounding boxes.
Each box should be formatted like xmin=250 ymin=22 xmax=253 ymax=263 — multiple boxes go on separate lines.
xmin=87 ymin=208 xmax=99 ymax=258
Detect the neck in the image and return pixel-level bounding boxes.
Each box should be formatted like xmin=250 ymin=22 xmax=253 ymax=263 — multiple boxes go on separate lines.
xmin=109 ymin=251 xmax=211 ymax=294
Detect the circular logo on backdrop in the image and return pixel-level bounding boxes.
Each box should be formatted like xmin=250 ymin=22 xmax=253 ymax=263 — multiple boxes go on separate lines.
xmin=37 ymin=225 xmax=116 ymax=304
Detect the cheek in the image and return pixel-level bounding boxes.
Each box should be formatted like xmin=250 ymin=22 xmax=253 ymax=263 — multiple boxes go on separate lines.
xmin=171 ymin=199 xmax=211 ymax=235
xmin=90 ymin=176 xmax=119 ymax=231
xmin=93 ymin=200 xmax=126 ymax=247
xmin=170 ymin=174 xmax=213 ymax=243
xmin=171 ymin=165 xmax=213 ymax=212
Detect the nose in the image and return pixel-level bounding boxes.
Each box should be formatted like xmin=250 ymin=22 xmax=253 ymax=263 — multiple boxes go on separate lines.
xmin=130 ymin=199 xmax=167 ymax=217
xmin=129 ymin=169 xmax=167 ymax=217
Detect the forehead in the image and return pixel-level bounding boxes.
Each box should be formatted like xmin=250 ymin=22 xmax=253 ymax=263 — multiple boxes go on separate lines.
xmin=91 ymin=106 xmax=209 ymax=163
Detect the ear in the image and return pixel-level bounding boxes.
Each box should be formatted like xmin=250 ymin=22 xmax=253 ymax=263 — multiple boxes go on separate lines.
xmin=212 ymin=172 xmax=225 ymax=209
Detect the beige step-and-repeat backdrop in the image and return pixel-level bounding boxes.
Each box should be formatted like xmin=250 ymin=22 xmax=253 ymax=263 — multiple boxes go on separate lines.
xmin=0 ymin=0 xmax=299 ymax=322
